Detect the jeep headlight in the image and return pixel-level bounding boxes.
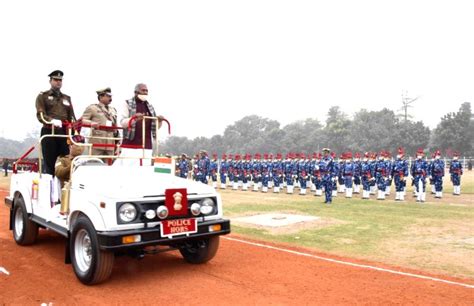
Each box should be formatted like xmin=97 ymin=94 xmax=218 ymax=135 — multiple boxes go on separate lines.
xmin=118 ymin=203 xmax=137 ymax=222
xmin=190 ymin=203 xmax=201 ymax=216
xmin=200 ymin=198 xmax=216 ymax=215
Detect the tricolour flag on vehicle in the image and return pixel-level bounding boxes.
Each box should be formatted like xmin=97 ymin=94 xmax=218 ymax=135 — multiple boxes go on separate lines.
xmin=154 ymin=157 xmax=173 ymax=174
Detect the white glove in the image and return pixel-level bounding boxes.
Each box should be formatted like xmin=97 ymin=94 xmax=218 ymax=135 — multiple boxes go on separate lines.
xmin=51 ymin=119 xmax=62 ymax=128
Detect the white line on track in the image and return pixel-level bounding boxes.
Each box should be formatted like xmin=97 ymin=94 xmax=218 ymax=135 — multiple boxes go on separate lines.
xmin=0 ymin=266 xmax=10 ymax=276
xmin=223 ymin=236 xmax=474 ymax=289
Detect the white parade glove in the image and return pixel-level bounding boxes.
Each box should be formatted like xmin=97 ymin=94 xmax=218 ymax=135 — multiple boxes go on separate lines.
xmin=51 ymin=119 xmax=62 ymax=128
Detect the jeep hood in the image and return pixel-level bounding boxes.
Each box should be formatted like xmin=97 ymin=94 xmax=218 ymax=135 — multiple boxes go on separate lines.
xmin=72 ymin=165 xmax=215 ymax=198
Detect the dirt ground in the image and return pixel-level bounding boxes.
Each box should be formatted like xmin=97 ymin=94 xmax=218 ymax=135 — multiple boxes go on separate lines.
xmin=1 ymin=189 xmax=473 ymax=305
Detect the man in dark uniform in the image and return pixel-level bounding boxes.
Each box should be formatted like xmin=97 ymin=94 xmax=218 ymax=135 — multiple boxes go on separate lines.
xmin=320 ymin=148 xmax=336 ymax=204
xmin=35 ymin=70 xmax=76 ymax=175
xmin=178 ymin=153 xmax=190 ymax=178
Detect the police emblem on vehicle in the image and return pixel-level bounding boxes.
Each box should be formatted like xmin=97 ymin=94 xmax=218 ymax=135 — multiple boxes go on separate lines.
xmin=173 ymin=191 xmax=183 ymax=211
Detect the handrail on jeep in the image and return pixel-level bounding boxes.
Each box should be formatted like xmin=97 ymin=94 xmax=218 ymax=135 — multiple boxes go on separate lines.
xmin=123 ymin=115 xmax=171 ymax=164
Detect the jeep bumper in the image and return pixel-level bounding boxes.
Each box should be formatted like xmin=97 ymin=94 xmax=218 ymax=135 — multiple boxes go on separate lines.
xmin=97 ymin=219 xmax=230 ymax=251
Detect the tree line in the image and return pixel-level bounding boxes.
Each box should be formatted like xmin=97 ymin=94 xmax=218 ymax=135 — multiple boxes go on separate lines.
xmin=1 ymin=102 xmax=472 ymax=158
xmin=161 ymin=102 xmax=473 ymax=158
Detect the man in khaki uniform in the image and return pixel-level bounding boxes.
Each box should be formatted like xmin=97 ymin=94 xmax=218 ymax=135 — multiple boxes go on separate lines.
xmin=81 ymin=87 xmax=118 ymax=159
xmin=36 ymin=70 xmax=76 ymax=175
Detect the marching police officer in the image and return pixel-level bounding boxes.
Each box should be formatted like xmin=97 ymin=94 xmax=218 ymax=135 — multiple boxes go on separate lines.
xmin=375 ymin=152 xmax=388 ymax=200
xmin=178 ymin=153 xmax=190 ymax=178
xmin=35 ymin=70 xmax=76 ymax=175
xmin=261 ymin=154 xmax=270 ymax=193
xmin=252 ymin=153 xmax=262 ymax=192
xmin=81 ymin=87 xmax=118 ymax=160
xmin=320 ymin=148 xmax=336 ymax=204
xmin=450 ymin=152 xmax=463 ymax=195
xmin=392 ymin=148 xmax=408 ymax=201
xmin=361 ymin=152 xmax=373 ymax=199
xmin=197 ymin=150 xmax=210 ymax=184
xmin=353 ymin=153 xmax=362 ymax=194
xmin=430 ymin=150 xmax=445 ymax=199
xmin=342 ymin=152 xmax=354 ymax=198
xmin=273 ymin=153 xmax=283 ymax=193
xmin=411 ymin=148 xmax=428 ymax=203
xmin=219 ymin=154 xmax=229 ymax=189
xmin=210 ymin=153 xmax=219 ymax=188
xmin=313 ymin=153 xmax=324 ymax=196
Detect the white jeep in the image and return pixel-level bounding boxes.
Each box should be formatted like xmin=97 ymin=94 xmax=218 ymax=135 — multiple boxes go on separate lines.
xmin=4 ymin=118 xmax=230 ymax=285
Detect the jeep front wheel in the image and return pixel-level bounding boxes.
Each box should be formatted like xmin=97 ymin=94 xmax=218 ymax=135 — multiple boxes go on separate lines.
xmin=179 ymin=236 xmax=220 ymax=264
xmin=13 ymin=196 xmax=38 ymax=245
xmin=70 ymin=215 xmax=114 ymax=285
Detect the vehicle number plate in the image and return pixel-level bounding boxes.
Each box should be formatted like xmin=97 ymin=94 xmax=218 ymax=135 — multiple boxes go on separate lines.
xmin=161 ymin=218 xmax=197 ymax=238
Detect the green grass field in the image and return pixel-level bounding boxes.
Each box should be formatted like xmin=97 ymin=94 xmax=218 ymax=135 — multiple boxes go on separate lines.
xmin=221 ymin=172 xmax=474 ymax=279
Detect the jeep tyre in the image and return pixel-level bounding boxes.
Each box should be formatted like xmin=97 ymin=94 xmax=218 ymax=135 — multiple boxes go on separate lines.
xmin=70 ymin=215 xmax=114 ymax=285
xmin=13 ymin=196 xmax=38 ymax=245
xmin=179 ymin=236 xmax=220 ymax=264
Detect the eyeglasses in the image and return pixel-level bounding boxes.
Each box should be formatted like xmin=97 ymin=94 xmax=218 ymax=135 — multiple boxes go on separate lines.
xmin=52 ymin=78 xmax=63 ymax=82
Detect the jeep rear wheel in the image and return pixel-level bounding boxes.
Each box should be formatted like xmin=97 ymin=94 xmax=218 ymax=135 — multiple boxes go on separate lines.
xmin=70 ymin=215 xmax=114 ymax=285
xmin=179 ymin=236 xmax=220 ymax=264
xmin=13 ymin=197 xmax=38 ymax=245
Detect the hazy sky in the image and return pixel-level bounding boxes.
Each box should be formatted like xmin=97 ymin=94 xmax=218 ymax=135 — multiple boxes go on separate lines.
xmin=1 ymin=0 xmax=473 ymax=141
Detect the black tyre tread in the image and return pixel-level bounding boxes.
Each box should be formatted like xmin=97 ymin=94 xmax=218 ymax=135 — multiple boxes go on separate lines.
xmin=180 ymin=236 xmax=220 ymax=264
xmin=90 ymin=250 xmax=114 ymax=284
xmin=71 ymin=215 xmax=114 ymax=285
xmin=14 ymin=197 xmax=38 ymax=245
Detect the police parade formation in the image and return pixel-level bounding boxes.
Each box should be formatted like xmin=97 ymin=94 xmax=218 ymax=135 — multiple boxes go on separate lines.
xmin=177 ymin=148 xmax=464 ymax=205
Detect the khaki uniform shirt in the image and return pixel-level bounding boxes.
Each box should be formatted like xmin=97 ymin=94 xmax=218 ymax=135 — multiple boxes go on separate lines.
xmin=82 ymin=103 xmax=118 ymax=151
xmin=36 ymin=89 xmax=75 ymax=124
